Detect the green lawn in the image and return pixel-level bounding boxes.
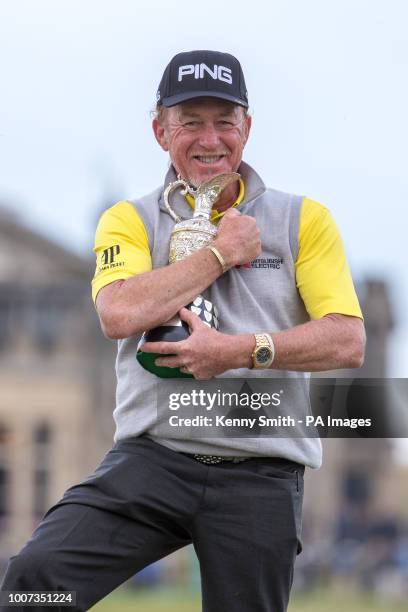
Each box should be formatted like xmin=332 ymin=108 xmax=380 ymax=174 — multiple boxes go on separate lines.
xmin=91 ymin=587 xmax=408 ymax=612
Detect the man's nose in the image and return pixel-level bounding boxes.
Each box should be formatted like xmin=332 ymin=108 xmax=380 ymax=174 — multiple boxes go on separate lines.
xmin=197 ymin=123 xmax=221 ymax=148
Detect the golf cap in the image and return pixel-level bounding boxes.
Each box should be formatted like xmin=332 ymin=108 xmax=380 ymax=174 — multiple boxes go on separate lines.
xmin=156 ymin=50 xmax=248 ymax=108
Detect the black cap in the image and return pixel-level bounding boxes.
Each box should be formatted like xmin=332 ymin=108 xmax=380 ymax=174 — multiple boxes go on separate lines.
xmin=156 ymin=50 xmax=248 ymax=108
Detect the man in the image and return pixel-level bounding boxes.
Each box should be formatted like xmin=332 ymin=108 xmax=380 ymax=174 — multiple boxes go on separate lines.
xmin=0 ymin=50 xmax=365 ymax=611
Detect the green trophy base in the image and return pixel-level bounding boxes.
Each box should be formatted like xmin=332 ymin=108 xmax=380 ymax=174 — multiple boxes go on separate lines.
xmin=136 ymin=322 xmax=194 ymax=378
xmin=136 ymin=296 xmax=219 ymax=378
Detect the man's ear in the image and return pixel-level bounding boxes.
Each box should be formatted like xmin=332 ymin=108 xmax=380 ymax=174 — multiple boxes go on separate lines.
xmin=152 ymin=118 xmax=169 ymax=152
xmin=243 ymin=113 xmax=252 ymax=146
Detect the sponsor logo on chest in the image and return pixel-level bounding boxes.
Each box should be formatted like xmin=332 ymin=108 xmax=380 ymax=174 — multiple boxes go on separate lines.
xmin=236 ymin=257 xmax=284 ymax=270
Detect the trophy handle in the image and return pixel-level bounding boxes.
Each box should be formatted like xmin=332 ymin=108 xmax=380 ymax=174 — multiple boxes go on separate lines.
xmin=163 ymin=176 xmax=197 ymax=223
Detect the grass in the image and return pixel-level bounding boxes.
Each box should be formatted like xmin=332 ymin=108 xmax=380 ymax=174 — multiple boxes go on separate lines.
xmin=91 ymin=586 xmax=408 ymax=612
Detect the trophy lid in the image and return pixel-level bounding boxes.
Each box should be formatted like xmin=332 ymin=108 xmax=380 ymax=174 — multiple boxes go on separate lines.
xmin=163 ymin=171 xmax=241 ymax=222
xmin=194 ymin=172 xmax=241 ymax=219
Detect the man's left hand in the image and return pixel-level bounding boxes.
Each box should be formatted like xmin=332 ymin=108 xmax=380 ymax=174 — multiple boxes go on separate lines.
xmin=142 ymin=307 xmax=234 ymax=380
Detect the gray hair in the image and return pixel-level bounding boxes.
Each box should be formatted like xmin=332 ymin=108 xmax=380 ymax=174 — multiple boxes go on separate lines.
xmin=151 ymin=103 xmax=250 ymax=125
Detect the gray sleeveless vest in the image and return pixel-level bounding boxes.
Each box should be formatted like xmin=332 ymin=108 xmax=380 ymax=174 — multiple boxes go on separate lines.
xmin=114 ymin=162 xmax=322 ymax=468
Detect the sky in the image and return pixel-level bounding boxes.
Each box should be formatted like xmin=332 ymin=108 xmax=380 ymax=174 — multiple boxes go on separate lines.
xmin=0 ymin=0 xmax=407 ymax=376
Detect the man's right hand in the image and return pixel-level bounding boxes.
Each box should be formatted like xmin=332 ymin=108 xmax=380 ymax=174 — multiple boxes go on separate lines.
xmin=213 ymin=208 xmax=262 ymax=268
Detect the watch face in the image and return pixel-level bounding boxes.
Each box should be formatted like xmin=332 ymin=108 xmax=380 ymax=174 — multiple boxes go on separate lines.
xmin=257 ymin=347 xmax=272 ymax=364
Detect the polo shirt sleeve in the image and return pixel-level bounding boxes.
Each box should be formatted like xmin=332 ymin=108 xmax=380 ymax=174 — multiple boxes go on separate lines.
xmin=91 ymin=200 xmax=152 ymax=304
xmin=295 ymin=198 xmax=363 ymax=320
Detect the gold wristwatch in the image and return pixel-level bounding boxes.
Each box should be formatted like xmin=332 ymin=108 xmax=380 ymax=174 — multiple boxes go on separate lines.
xmin=252 ymin=333 xmax=275 ymax=369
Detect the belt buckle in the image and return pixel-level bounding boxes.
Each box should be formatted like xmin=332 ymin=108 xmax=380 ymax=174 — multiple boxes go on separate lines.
xmin=193 ymin=454 xmax=224 ymax=465
xmin=192 ymin=454 xmax=247 ymax=465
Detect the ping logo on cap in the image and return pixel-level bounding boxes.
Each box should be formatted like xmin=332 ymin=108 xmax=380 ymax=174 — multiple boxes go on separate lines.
xmin=178 ymin=64 xmax=233 ymax=84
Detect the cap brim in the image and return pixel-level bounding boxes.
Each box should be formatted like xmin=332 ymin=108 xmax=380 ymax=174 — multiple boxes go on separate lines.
xmin=161 ymin=91 xmax=248 ymax=108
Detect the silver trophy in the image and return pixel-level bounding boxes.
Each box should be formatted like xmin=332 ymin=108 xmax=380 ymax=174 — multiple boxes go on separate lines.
xmin=136 ymin=171 xmax=240 ymax=378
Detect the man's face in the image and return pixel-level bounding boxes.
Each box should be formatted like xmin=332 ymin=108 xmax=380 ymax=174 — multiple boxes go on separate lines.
xmin=153 ymin=98 xmax=251 ymax=187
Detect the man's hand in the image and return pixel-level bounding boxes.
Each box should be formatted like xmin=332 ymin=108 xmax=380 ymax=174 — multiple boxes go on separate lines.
xmin=213 ymin=208 xmax=261 ymax=268
xmin=141 ymin=307 xmax=249 ymax=380
xmin=141 ymin=309 xmax=365 ymax=376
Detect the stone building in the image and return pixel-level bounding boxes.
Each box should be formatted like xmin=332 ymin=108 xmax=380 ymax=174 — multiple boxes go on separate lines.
xmin=303 ymin=277 xmax=408 ymax=546
xmin=0 ymin=209 xmax=116 ymax=562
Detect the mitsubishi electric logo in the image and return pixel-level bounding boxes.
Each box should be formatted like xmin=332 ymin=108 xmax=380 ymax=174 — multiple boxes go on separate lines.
xmin=236 ymin=257 xmax=284 ymax=270
xmin=178 ymin=64 xmax=233 ymax=84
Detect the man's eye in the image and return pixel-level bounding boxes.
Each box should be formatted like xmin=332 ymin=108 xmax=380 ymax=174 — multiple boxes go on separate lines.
xmin=184 ymin=121 xmax=200 ymax=128
xmin=217 ymin=121 xmax=234 ymax=130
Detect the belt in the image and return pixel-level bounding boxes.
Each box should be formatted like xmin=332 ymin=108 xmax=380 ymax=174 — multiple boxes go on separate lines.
xmin=183 ymin=453 xmax=249 ymax=465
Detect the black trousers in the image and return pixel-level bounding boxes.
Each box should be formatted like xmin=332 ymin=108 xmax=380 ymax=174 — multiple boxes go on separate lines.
xmin=0 ymin=437 xmax=304 ymax=612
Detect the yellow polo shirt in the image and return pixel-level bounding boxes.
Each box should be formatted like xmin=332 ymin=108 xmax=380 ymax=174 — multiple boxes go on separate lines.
xmin=91 ymin=185 xmax=362 ymax=321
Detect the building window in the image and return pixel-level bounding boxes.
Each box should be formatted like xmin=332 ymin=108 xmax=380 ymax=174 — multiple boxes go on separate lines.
xmin=342 ymin=469 xmax=371 ymax=506
xmin=32 ymin=422 xmax=52 ymax=519
xmin=0 ymin=467 xmax=8 ymax=518
xmin=0 ymin=423 xmax=9 ymax=445
xmin=0 ymin=296 xmax=12 ymax=351
xmin=34 ymin=423 xmax=51 ymax=445
xmin=0 ymin=422 xmax=10 ymax=536
xmin=32 ymin=301 xmax=61 ymax=354
xmin=33 ymin=470 xmax=49 ymax=518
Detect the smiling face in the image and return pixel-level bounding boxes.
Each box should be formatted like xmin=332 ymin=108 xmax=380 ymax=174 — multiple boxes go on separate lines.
xmin=153 ymin=98 xmax=251 ymax=201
